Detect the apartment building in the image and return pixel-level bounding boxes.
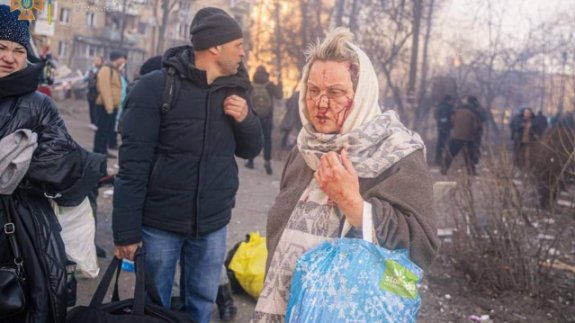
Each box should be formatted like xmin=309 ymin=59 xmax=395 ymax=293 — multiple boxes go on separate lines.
xmin=31 ymin=0 xmax=252 ymax=79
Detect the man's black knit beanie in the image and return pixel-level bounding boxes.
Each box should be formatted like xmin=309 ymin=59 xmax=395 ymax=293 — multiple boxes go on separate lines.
xmin=190 ymin=13 xmax=243 ymax=51
xmin=190 ymin=7 xmax=228 ymax=30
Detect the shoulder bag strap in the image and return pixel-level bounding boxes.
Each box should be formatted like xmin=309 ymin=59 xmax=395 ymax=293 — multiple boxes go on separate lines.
xmin=89 ymin=256 xmax=122 ymax=308
xmin=132 ymin=248 xmax=146 ymax=315
xmin=160 ymin=67 xmax=180 ymax=114
xmin=1 ymin=196 xmax=24 ymax=273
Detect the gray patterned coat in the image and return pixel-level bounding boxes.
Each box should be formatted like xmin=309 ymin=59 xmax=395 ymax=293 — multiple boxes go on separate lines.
xmin=265 ymin=148 xmax=439 ymax=272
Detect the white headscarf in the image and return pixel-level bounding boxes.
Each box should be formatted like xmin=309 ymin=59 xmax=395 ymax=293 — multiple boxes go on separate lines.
xmin=296 ymin=42 xmax=425 ymax=177
xmin=253 ymin=38 xmax=425 ymax=323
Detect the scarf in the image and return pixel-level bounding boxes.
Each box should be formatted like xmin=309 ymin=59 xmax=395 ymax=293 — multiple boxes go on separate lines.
xmin=0 ymin=62 xmax=42 ymax=98
xmin=253 ymin=43 xmax=425 ymax=322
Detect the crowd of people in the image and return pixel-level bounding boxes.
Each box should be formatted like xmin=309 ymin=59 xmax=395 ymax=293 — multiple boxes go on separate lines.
xmin=433 ymin=91 xmax=575 ymax=178
xmin=32 ymin=1 xmax=575 ymax=321
xmin=2 ymin=1 xmax=574 ymax=321
xmin=435 ymin=94 xmax=487 ymax=176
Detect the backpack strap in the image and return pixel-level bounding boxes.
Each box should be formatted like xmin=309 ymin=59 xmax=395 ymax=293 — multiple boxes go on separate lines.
xmin=161 ymin=67 xmax=179 ymax=114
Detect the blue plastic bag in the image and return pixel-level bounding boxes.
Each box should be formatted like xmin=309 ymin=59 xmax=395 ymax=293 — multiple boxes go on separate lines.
xmin=286 ymin=237 xmax=423 ymax=323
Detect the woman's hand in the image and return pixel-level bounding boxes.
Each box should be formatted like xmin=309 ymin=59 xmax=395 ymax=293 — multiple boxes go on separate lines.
xmin=314 ymin=149 xmax=364 ymax=226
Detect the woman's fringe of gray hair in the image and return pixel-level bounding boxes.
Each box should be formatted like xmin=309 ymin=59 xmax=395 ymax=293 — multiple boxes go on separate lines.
xmin=304 ymin=27 xmax=358 ymax=64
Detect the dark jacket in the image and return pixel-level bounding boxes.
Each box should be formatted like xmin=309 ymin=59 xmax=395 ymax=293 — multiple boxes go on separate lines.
xmin=450 ymin=105 xmax=480 ymax=141
xmin=0 ymin=62 xmax=106 ymax=323
xmin=435 ymin=99 xmax=454 ymax=132
xmin=113 ymin=46 xmax=262 ymax=245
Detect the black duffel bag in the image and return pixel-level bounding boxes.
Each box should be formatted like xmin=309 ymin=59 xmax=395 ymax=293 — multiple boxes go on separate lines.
xmin=66 ymin=250 xmax=193 ymax=322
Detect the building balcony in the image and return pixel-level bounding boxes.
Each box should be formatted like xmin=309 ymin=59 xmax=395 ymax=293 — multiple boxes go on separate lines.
xmin=105 ymin=0 xmax=146 ymax=16
xmin=101 ymin=27 xmax=138 ymax=45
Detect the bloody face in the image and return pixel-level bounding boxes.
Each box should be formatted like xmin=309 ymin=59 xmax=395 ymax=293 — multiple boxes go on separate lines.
xmin=305 ymin=60 xmax=355 ymax=134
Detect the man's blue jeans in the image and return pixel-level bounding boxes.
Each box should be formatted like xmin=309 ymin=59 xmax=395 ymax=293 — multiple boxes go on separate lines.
xmin=142 ymin=225 xmax=227 ymax=323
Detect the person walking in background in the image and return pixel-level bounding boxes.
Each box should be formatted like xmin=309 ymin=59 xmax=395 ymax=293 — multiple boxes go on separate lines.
xmin=93 ymin=51 xmax=125 ymax=157
xmin=533 ymin=109 xmax=548 ymax=138
xmin=115 ymin=55 xmax=162 ymax=135
xmin=245 ymin=65 xmax=283 ymax=175
xmin=441 ymin=101 xmax=482 ymax=176
xmin=85 ymin=55 xmax=103 ymax=131
xmin=512 ymin=108 xmax=539 ymax=170
xmin=434 ymin=95 xmax=454 ymax=165
xmin=467 ymin=95 xmax=487 ymax=167
xmin=112 ymin=9 xmax=262 ymax=323
xmin=112 ymin=58 xmax=129 ymax=145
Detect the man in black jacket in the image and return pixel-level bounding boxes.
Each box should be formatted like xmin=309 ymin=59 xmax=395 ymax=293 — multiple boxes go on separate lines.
xmin=112 ymin=12 xmax=262 ymax=323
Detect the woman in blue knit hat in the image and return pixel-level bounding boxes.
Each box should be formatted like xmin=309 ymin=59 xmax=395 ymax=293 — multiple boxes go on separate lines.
xmin=0 ymin=5 xmax=107 ymax=322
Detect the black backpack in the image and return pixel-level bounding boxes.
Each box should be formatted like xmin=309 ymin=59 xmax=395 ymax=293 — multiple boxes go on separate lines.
xmin=118 ymin=67 xmax=179 ymax=135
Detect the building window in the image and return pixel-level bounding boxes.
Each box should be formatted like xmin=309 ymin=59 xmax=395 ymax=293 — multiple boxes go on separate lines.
xmin=58 ymin=41 xmax=67 ymax=58
xmin=179 ymin=23 xmax=189 ymax=39
xmin=86 ymin=12 xmax=96 ymax=27
xmin=179 ymin=0 xmax=190 ymax=11
xmin=138 ymin=22 xmax=147 ymax=35
xmin=87 ymin=44 xmax=98 ymax=57
xmin=59 ymin=8 xmax=70 ymax=24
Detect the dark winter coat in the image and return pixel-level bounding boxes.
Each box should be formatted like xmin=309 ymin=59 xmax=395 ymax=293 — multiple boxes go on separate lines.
xmin=0 ymin=62 xmax=106 ymax=323
xmin=533 ymin=113 xmax=548 ymax=138
xmin=450 ymin=105 xmax=480 ymax=141
xmin=435 ymin=99 xmax=454 ymax=132
xmin=113 ymin=46 xmax=262 ymax=245
xmin=266 ymin=148 xmax=439 ymax=271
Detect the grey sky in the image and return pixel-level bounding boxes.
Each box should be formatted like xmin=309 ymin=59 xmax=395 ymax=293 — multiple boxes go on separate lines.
xmin=437 ymin=0 xmax=573 ymax=44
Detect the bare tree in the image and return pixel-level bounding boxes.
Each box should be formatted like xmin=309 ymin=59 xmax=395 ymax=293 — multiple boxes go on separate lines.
xmin=413 ymin=0 xmax=437 ymax=132
xmin=154 ymin=0 xmax=195 ymax=54
xmin=333 ymin=0 xmax=345 ymax=27
xmin=357 ymin=0 xmax=413 ymax=120
xmin=406 ymin=0 xmax=422 ymax=102
xmin=248 ymin=0 xmax=333 ymax=89
xmin=445 ymin=0 xmax=557 ymax=137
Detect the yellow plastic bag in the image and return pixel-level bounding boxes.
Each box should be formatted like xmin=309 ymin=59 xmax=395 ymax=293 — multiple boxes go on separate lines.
xmin=228 ymin=232 xmax=267 ymax=299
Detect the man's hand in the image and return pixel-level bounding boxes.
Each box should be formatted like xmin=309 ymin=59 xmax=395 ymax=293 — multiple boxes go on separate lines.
xmin=314 ymin=149 xmax=364 ymax=226
xmin=224 ymin=95 xmax=248 ymax=123
xmin=114 ymin=242 xmax=142 ymax=261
